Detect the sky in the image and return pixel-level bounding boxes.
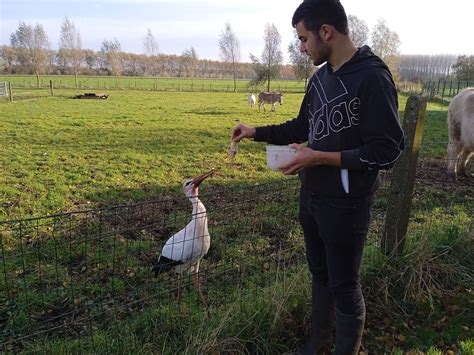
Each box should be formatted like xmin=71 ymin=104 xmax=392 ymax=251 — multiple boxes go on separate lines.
xmin=1 ymin=0 xmax=473 ymax=64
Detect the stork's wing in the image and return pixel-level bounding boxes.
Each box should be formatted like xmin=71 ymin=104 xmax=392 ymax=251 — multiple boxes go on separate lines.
xmin=160 ymin=218 xmax=209 ymax=263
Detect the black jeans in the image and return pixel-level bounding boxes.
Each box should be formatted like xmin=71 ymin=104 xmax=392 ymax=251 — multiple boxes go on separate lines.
xmin=299 ymin=187 xmax=374 ymax=316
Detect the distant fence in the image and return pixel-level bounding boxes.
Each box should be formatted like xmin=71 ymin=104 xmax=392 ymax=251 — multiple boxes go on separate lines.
xmin=0 ymin=75 xmax=307 ymax=94
xmin=0 ymin=81 xmax=11 ymax=101
xmin=422 ymin=79 xmax=473 ymax=100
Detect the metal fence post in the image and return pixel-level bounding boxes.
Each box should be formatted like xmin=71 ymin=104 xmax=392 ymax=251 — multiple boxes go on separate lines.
xmin=382 ymin=95 xmax=427 ymax=256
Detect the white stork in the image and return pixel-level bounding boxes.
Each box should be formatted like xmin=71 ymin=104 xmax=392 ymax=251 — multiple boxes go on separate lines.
xmin=152 ymin=168 xmax=216 ymax=306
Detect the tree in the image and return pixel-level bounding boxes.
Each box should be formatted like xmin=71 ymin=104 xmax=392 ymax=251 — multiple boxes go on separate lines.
xmin=143 ymin=29 xmax=159 ymax=57
xmin=348 ymin=15 xmax=368 ymax=48
xmin=452 ymin=55 xmax=474 ymax=81
xmin=370 ymin=19 xmax=400 ymax=61
xmin=59 ymin=17 xmax=83 ymax=86
xmin=182 ymin=47 xmax=198 ymax=77
xmin=143 ymin=29 xmax=160 ymax=76
xmin=100 ymin=38 xmax=122 ymax=76
xmin=399 ymin=54 xmax=457 ymax=82
xmin=218 ymin=22 xmax=241 ymax=92
xmin=10 ymin=21 xmax=50 ymax=87
xmin=370 ymin=19 xmax=401 ymax=80
xmin=288 ymin=34 xmax=314 ymax=89
xmin=250 ymin=23 xmax=283 ymax=92
xmin=0 ymin=46 xmax=17 ymax=73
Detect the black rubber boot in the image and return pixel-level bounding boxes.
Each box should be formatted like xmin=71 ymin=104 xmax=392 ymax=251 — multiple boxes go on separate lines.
xmin=334 ymin=309 xmax=365 ymax=355
xmin=298 ymin=283 xmax=335 ymax=355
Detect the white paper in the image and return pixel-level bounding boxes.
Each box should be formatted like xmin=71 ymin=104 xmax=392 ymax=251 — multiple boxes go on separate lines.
xmin=340 ymin=169 xmax=349 ymax=194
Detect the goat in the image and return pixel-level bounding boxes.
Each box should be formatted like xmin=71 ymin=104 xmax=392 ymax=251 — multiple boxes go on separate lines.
xmin=247 ymin=93 xmax=256 ymax=107
xmin=447 ymin=87 xmax=474 ymax=176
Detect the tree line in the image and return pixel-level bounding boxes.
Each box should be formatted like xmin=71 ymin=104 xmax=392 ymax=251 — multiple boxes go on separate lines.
xmin=1 ymin=17 xmax=472 ymax=90
xmin=399 ymin=54 xmax=473 ymax=82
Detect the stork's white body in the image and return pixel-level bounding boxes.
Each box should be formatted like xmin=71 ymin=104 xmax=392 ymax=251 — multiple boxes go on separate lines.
xmin=160 ymin=197 xmax=210 ymax=275
xmin=152 ymin=169 xmax=215 ymax=309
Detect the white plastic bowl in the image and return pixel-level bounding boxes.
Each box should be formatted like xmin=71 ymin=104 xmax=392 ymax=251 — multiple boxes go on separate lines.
xmin=266 ymin=145 xmax=296 ymax=171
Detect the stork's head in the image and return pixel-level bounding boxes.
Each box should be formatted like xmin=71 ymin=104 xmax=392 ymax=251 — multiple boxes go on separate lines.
xmin=183 ymin=169 xmax=216 ymax=198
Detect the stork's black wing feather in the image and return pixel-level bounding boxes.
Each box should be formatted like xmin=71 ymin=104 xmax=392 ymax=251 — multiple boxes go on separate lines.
xmin=151 ymin=256 xmax=183 ymax=277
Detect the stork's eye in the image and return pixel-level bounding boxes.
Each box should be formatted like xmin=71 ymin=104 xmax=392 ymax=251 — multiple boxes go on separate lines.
xmin=185 ymin=181 xmax=192 ymax=186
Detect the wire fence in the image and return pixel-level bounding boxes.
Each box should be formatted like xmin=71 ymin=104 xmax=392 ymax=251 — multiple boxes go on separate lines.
xmin=0 ymin=75 xmax=307 ymax=97
xmin=2 ymin=163 xmax=472 ymax=352
xmin=421 ymin=79 xmax=473 ymax=100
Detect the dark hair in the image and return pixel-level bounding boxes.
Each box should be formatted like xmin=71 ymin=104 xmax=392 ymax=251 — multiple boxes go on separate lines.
xmin=292 ymin=0 xmax=349 ymax=35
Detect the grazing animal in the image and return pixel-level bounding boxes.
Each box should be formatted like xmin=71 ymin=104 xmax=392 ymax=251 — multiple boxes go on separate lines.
xmin=447 ymin=88 xmax=474 ymax=176
xmin=152 ymin=169 xmax=216 ymax=306
xmin=247 ymin=93 xmax=256 ymax=107
xmin=258 ymin=92 xmax=283 ymax=112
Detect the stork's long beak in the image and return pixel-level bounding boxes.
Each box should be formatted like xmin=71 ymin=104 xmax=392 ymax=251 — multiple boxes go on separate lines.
xmin=192 ymin=168 xmax=217 ymax=187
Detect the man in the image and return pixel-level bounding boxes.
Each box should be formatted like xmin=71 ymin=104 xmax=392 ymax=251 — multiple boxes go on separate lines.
xmin=231 ymin=0 xmax=404 ymax=354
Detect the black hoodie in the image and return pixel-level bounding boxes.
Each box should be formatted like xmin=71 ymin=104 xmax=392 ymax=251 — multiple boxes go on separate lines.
xmin=254 ymin=46 xmax=404 ymax=198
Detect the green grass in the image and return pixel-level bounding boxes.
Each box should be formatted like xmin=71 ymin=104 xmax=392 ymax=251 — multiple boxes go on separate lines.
xmin=0 ymin=89 xmax=304 ymax=220
xmin=1 ymin=89 xmax=467 ymax=221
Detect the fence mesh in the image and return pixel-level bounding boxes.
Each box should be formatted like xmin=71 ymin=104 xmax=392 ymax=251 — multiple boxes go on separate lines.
xmin=1 ymin=163 xmax=472 ymax=351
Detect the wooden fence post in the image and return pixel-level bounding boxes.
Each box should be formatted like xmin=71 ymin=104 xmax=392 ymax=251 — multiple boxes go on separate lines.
xmin=8 ymin=81 xmax=13 ymax=102
xmin=50 ymin=80 xmax=54 ymax=96
xmin=382 ymin=95 xmax=427 ymax=256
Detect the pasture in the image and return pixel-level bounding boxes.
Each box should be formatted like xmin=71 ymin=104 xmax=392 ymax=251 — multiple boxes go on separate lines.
xmin=0 ymin=88 xmax=305 ymax=221
xmin=0 ymin=84 xmax=473 ymax=353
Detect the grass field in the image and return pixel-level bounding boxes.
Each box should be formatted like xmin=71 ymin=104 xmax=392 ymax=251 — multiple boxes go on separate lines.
xmin=0 ymin=88 xmax=307 ymax=220
xmin=0 ymin=84 xmax=472 ymax=353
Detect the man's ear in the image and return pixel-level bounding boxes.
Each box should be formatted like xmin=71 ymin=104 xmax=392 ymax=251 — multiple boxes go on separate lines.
xmin=319 ymin=24 xmax=333 ymax=41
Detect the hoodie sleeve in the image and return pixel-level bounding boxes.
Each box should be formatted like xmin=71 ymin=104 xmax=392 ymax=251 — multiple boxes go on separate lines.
xmin=254 ymin=90 xmax=309 ymax=145
xmin=340 ymin=69 xmax=404 ymax=171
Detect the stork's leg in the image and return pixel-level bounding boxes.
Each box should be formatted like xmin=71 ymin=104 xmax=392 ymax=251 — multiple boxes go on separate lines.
xmin=175 ymin=275 xmax=182 ymax=303
xmin=193 ymin=272 xmax=209 ymax=313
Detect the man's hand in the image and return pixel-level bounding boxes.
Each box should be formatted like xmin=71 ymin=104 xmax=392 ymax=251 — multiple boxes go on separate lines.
xmin=279 ymin=143 xmax=342 ymax=175
xmin=231 ymin=124 xmax=256 ymax=142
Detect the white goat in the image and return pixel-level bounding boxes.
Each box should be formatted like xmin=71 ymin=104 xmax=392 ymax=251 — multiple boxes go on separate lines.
xmin=247 ymin=93 xmax=256 ymax=108
xmin=447 ymin=87 xmax=474 ymax=176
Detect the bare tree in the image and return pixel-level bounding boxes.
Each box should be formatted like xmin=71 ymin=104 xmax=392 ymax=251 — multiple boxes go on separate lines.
xmin=143 ymin=29 xmax=159 ymax=57
xmin=59 ymin=17 xmax=83 ymax=87
xmin=370 ymin=19 xmax=401 ymax=80
xmin=250 ymin=23 xmax=283 ymax=92
xmin=218 ymin=22 xmax=241 ymax=92
xmin=399 ymin=54 xmax=457 ymax=82
xmin=143 ymin=29 xmax=160 ymax=76
xmin=100 ymin=38 xmax=122 ymax=77
xmin=10 ymin=21 xmax=50 ymax=87
xmin=370 ymin=19 xmax=400 ymax=61
xmin=348 ymin=15 xmax=368 ymax=48
xmin=288 ymin=34 xmax=314 ymax=90
xmin=182 ymin=47 xmax=198 ymax=77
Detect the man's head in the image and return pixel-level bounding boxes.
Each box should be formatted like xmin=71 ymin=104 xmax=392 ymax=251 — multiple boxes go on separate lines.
xmin=292 ymin=0 xmax=349 ymax=36
xmin=292 ymin=0 xmax=349 ymax=66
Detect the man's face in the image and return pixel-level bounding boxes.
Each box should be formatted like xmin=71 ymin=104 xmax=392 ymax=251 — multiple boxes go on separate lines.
xmin=296 ymin=20 xmax=329 ymax=66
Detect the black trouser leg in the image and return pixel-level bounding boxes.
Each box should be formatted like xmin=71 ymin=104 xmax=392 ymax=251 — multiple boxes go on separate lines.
xmin=299 ymin=192 xmax=335 ymax=354
xmin=335 ymin=309 xmax=365 ymax=355
xmin=310 ymin=282 xmax=334 ymax=353
xmin=299 ymin=189 xmax=374 ymax=355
